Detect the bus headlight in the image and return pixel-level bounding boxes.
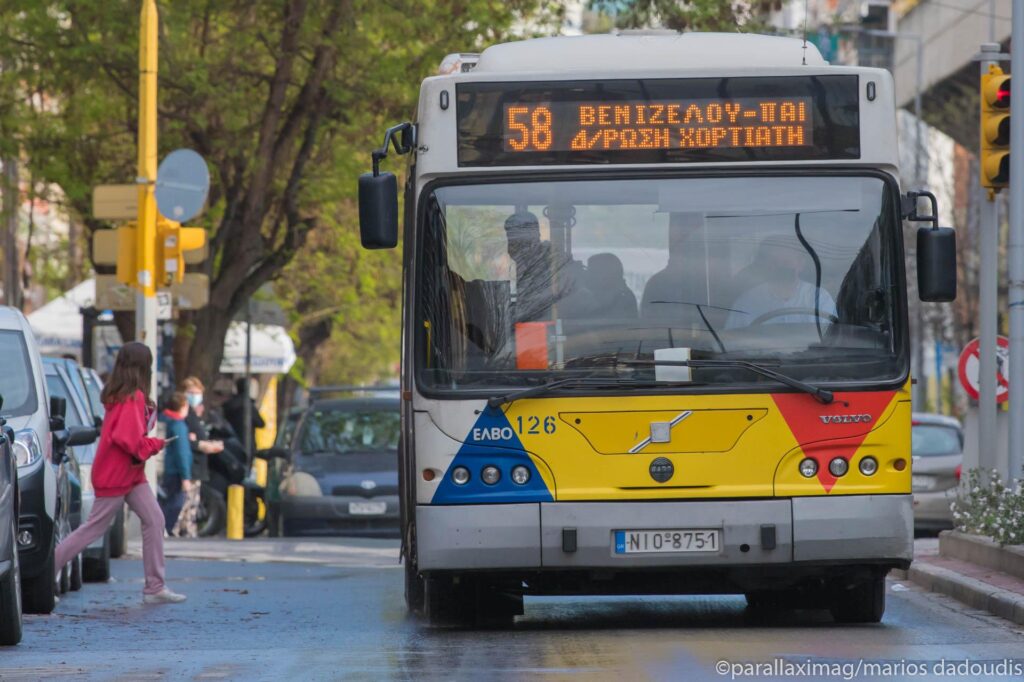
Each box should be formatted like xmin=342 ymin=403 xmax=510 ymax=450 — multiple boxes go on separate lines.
xmin=14 ymin=430 xmax=43 ymax=468
xmin=480 ymin=466 xmax=501 ymax=485
xmin=511 ymin=466 xmax=531 ymax=485
xmin=451 ymin=467 xmax=470 ymax=486
xmin=858 ymin=456 xmax=878 ymax=476
xmin=828 ymin=457 xmax=849 ymax=477
xmin=798 ymin=458 xmax=818 ymax=478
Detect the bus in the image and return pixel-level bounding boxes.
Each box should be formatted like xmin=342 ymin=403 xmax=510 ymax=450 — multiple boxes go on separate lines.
xmin=358 ymin=32 xmax=957 ymax=626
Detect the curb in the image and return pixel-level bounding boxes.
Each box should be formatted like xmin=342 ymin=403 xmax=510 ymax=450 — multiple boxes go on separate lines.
xmin=892 ymin=563 xmax=1024 ymax=625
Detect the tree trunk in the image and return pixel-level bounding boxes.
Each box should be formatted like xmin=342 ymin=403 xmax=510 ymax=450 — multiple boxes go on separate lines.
xmin=2 ymin=157 xmax=22 ymax=309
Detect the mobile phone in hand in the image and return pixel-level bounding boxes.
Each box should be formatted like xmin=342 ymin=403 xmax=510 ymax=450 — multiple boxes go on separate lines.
xmin=165 ymin=435 xmax=178 ymax=444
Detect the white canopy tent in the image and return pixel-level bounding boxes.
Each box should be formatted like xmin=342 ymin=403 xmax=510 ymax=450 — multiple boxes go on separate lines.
xmin=27 ymin=278 xmax=296 ymax=376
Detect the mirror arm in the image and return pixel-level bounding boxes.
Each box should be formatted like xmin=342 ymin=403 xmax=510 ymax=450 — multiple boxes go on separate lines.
xmin=370 ymin=122 xmax=415 ymax=176
xmin=903 ymin=189 xmax=940 ymax=229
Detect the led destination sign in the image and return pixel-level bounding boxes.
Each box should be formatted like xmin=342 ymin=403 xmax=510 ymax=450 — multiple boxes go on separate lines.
xmin=503 ymin=98 xmax=813 ymax=153
xmin=456 ymin=75 xmax=859 ymax=166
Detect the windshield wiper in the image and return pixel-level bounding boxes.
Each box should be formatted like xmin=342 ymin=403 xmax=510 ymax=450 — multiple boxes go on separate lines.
xmin=623 ymin=358 xmax=834 ymax=404
xmin=486 ymin=376 xmax=703 ymax=409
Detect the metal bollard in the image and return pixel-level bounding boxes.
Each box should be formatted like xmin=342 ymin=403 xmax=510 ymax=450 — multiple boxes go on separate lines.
xmin=227 ymin=484 xmax=244 ymax=540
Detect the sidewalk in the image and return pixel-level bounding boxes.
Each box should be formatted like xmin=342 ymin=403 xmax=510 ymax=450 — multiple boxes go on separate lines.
xmin=893 ymin=532 xmax=1024 ymax=625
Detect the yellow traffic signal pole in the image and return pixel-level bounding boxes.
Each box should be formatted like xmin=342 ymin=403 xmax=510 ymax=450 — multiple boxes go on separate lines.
xmin=136 ymin=0 xmax=159 ymax=401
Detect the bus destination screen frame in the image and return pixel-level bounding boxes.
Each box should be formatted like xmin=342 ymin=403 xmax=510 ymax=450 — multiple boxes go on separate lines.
xmin=455 ymin=75 xmax=860 ymax=167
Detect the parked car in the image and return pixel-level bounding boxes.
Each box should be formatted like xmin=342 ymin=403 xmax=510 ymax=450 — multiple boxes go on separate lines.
xmin=268 ymin=394 xmax=399 ymax=537
xmin=911 ymin=413 xmax=964 ymax=531
xmin=0 ymin=398 xmax=22 ymax=645
xmin=44 ymin=358 xmax=106 ymax=582
xmin=0 ymin=306 xmax=70 ymax=614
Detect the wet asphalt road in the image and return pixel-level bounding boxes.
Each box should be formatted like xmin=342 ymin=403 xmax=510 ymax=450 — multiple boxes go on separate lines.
xmin=3 ymin=539 xmax=1024 ymax=681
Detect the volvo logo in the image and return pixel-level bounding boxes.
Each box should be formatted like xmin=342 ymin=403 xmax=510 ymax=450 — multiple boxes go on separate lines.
xmin=360 ymin=480 xmax=377 ymax=490
xmin=818 ymin=414 xmax=872 ymax=424
xmin=649 ymin=457 xmax=674 ymax=483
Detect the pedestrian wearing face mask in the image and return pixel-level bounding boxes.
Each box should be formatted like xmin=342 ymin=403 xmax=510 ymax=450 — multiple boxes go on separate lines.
xmin=177 ymin=377 xmax=224 ymax=537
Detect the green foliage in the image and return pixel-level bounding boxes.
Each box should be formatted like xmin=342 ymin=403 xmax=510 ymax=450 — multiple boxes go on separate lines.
xmin=589 ymin=0 xmax=773 ymax=32
xmin=0 ymin=0 xmax=553 ymax=382
xmin=951 ymin=469 xmax=1024 ymax=546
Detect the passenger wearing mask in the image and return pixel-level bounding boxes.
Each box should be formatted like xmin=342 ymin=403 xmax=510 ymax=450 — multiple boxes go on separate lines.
xmin=725 ymin=236 xmax=836 ymax=330
xmin=177 ymin=377 xmax=223 ymax=538
xmin=158 ymin=392 xmax=192 ymax=535
xmin=585 ymin=253 xmax=637 ymax=319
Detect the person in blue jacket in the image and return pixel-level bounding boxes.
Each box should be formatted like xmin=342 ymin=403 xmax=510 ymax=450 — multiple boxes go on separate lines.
xmin=158 ymin=392 xmax=193 ymax=535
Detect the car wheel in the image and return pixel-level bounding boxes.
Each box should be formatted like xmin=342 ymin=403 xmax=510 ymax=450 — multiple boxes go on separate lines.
xmin=83 ymin=533 xmax=111 ymax=582
xmin=0 ymin=518 xmax=24 ymax=645
xmin=197 ymin=486 xmax=227 ymax=537
xmin=21 ymin=533 xmax=56 ymax=614
xmin=830 ymin=574 xmax=886 ymax=624
xmin=109 ymin=506 xmax=127 ymax=558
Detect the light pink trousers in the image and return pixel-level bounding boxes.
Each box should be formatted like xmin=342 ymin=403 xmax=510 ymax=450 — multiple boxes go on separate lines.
xmin=55 ymin=482 xmax=166 ymax=595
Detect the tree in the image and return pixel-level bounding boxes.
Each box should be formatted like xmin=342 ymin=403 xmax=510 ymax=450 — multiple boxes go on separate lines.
xmin=589 ymin=0 xmax=776 ymax=32
xmin=0 ymin=0 xmax=552 ymax=383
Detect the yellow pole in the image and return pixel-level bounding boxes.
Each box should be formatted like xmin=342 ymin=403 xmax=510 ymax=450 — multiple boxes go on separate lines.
xmin=227 ymin=484 xmax=244 ymax=540
xmin=136 ymin=0 xmax=159 ymax=401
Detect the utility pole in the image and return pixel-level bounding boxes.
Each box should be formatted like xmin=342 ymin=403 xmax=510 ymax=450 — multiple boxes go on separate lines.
xmin=136 ymin=0 xmax=159 ymax=400
xmin=1009 ymin=0 xmax=1024 ymax=480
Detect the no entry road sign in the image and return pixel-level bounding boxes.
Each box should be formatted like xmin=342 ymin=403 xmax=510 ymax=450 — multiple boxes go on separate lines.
xmin=958 ymin=336 xmax=1010 ymax=403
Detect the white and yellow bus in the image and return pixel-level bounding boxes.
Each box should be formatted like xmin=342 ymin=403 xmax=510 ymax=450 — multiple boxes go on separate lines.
xmin=358 ymin=32 xmax=956 ymax=626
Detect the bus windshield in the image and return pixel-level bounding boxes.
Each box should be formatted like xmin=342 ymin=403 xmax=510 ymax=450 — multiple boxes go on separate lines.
xmin=418 ymin=174 xmax=903 ymax=392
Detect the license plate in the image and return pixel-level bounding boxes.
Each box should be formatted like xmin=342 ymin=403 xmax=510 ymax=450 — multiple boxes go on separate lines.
xmin=614 ymin=529 xmax=720 ymax=554
xmin=349 ymin=501 xmax=387 ymax=515
xmin=912 ymin=475 xmax=935 ymax=490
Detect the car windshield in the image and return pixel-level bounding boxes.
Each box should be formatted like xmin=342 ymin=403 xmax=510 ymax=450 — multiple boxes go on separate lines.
xmin=912 ymin=423 xmax=962 ymax=457
xmin=298 ymin=409 xmax=399 ymax=455
xmin=0 ymin=330 xmax=38 ymax=418
xmin=418 ymin=175 xmax=902 ymax=391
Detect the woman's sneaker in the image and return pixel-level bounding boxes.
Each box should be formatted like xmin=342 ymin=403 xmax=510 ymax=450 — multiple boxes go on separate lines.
xmin=143 ymin=588 xmax=187 ymax=604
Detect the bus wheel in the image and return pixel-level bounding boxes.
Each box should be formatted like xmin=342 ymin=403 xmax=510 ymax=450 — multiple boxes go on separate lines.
xmin=404 ymin=558 xmax=425 ymax=615
xmin=829 ymin=575 xmax=885 ymax=623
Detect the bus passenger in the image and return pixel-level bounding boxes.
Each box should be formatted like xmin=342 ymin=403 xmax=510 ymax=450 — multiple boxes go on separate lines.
xmin=585 ymin=253 xmax=637 ymax=318
xmin=724 ymin=236 xmax=836 ymax=329
xmin=641 ymin=213 xmax=715 ymax=325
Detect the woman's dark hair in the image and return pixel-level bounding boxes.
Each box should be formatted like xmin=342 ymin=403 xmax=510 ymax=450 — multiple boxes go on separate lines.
xmin=100 ymin=342 xmax=154 ymax=406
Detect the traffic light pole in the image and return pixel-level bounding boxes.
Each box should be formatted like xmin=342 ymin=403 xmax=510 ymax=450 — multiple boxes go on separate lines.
xmin=978 ymin=44 xmax=1001 ymax=477
xmin=1010 ymin=0 xmax=1024 ymax=481
xmin=136 ymin=0 xmax=159 ymax=402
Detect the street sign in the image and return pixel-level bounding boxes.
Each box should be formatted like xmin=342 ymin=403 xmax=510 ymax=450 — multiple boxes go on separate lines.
xmin=92 ymin=229 xmax=120 ymax=265
xmin=170 ymin=273 xmax=210 ymax=310
xmin=155 ymin=149 xmax=210 ymax=222
xmin=92 ymin=184 xmax=138 ymax=220
xmin=156 ymin=290 xmax=173 ymax=320
xmin=958 ymin=335 xmax=1010 ymax=403
xmin=95 ymin=275 xmax=136 ymax=311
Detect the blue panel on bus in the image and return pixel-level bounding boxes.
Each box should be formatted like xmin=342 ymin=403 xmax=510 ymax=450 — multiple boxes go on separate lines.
xmin=431 ymin=407 xmax=553 ymax=505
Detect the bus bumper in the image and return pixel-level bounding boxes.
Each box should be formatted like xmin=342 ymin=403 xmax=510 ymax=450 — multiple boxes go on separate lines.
xmin=416 ymin=495 xmax=913 ymax=570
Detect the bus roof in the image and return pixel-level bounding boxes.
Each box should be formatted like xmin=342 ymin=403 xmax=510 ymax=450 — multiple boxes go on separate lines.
xmin=472 ymin=33 xmax=827 ymax=74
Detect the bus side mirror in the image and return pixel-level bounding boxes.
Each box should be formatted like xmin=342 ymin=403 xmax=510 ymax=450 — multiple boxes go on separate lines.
xmin=917 ymin=226 xmax=957 ymax=302
xmin=358 ymin=171 xmax=399 ymax=249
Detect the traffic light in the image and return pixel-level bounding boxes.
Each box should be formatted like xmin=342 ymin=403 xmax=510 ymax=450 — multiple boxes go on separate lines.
xmin=156 ymin=217 xmax=206 ymax=285
xmin=980 ymin=65 xmax=1011 ymax=191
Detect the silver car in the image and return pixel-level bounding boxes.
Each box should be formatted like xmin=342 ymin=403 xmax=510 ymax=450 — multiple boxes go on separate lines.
xmin=911 ymin=413 xmax=963 ymax=531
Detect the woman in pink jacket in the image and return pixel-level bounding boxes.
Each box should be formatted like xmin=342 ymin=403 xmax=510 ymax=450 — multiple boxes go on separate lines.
xmin=54 ymin=342 xmax=186 ymax=604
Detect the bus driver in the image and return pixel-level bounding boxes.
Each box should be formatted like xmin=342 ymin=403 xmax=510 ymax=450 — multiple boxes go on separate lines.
xmin=725 ymin=236 xmax=836 ymax=330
